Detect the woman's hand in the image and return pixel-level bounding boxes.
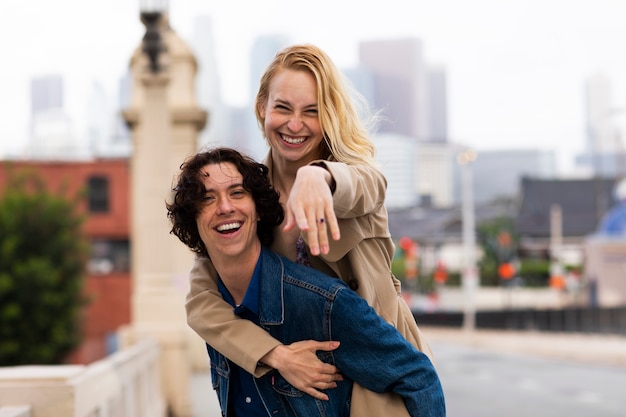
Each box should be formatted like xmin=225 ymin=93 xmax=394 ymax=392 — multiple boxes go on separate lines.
xmin=283 ymin=165 xmax=341 ymax=255
xmin=260 ymin=340 xmax=343 ymax=401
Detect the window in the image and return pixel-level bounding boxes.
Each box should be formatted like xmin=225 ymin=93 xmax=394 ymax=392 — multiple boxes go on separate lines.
xmin=88 ymin=239 xmax=130 ymax=274
xmin=88 ymin=175 xmax=109 ymax=213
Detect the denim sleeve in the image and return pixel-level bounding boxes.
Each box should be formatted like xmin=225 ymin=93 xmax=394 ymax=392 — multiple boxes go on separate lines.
xmin=330 ymin=288 xmax=446 ymax=417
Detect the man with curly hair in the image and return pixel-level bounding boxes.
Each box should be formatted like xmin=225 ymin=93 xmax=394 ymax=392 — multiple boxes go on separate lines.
xmin=167 ymin=147 xmax=445 ymax=417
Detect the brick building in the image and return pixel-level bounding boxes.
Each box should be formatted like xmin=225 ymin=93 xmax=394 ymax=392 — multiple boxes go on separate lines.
xmin=0 ymin=158 xmax=131 ymax=364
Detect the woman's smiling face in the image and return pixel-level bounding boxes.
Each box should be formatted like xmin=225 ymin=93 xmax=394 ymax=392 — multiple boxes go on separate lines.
xmin=260 ymin=68 xmax=325 ymax=165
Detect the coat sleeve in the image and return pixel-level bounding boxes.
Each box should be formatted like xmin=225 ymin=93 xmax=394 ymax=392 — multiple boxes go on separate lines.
xmin=313 ymin=161 xmax=387 ymax=218
xmin=329 ymin=288 xmax=446 ymax=417
xmin=185 ymin=257 xmax=281 ymax=376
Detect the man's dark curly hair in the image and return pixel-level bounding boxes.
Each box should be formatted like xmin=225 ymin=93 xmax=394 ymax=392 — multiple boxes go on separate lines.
xmin=166 ymin=147 xmax=284 ymax=258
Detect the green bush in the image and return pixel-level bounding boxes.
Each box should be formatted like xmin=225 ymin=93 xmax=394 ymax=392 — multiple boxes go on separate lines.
xmin=517 ymin=258 xmax=551 ymax=286
xmin=0 ymin=167 xmax=87 ymax=365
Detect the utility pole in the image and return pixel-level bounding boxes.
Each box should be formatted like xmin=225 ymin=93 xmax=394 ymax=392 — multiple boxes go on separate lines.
xmin=458 ymin=149 xmax=478 ymax=332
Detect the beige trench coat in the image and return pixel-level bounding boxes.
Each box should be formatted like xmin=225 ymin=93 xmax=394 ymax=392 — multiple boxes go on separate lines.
xmin=185 ymin=155 xmax=435 ymax=417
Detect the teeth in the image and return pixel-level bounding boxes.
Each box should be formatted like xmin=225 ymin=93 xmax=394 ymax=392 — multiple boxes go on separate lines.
xmin=282 ymin=135 xmax=305 ymax=144
xmin=217 ymin=222 xmax=241 ymax=232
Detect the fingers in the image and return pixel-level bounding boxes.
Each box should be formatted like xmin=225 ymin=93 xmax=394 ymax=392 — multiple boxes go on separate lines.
xmin=302 ymin=387 xmax=330 ymax=401
xmin=308 ymin=340 xmax=340 ymax=352
xmin=284 ymin=166 xmax=341 ymax=256
xmin=284 ymin=202 xmax=338 ymax=256
xmin=282 ymin=207 xmax=297 ymax=232
xmin=294 ymin=202 xmax=338 ymax=256
xmin=305 ymin=215 xmax=326 ymax=256
xmin=326 ymin=212 xmax=341 ymax=241
xmin=269 ymin=340 xmax=344 ymax=401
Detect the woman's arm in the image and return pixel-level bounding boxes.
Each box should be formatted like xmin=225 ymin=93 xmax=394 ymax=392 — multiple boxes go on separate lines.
xmin=186 ymin=257 xmax=341 ymax=400
xmin=284 ymin=162 xmax=387 ymax=255
xmin=318 ymin=161 xmax=387 ymax=218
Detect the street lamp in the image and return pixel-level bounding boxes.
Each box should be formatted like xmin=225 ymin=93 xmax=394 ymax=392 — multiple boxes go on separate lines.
xmin=457 ymin=148 xmax=478 ymax=332
xmin=139 ymin=0 xmax=169 ymax=73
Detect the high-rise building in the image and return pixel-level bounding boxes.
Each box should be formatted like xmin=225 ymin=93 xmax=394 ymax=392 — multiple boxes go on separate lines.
xmin=460 ymin=149 xmax=557 ymax=204
xmin=86 ymin=81 xmax=114 ymax=155
xmin=358 ymin=38 xmax=429 ymax=140
xmin=343 ymin=66 xmax=377 ymax=115
xmin=373 ymin=133 xmax=419 ymax=209
xmin=426 ymin=66 xmax=448 ymax=143
xmin=31 ymin=75 xmax=63 ymax=114
xmin=245 ymin=34 xmax=290 ymax=160
xmin=108 ymin=71 xmax=133 ymax=157
xmin=579 ymin=74 xmax=626 ymax=177
xmin=29 ymin=74 xmax=85 ymax=159
xmin=191 ymin=15 xmax=228 ymax=150
xmin=249 ymin=34 xmax=290 ymax=99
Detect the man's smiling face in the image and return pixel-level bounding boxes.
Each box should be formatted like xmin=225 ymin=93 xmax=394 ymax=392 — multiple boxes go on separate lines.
xmin=196 ymin=162 xmax=260 ymax=261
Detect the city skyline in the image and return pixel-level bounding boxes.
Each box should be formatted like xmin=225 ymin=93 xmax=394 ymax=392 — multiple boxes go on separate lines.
xmin=2 ymin=0 xmax=626 ymax=175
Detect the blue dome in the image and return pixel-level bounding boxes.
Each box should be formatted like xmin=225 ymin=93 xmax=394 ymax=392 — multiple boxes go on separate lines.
xmin=598 ymin=203 xmax=626 ymax=235
xmin=597 ymin=178 xmax=626 ymax=236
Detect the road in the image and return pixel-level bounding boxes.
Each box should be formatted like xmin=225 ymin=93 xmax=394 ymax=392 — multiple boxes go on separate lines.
xmin=191 ymin=328 xmax=626 ymax=416
xmin=431 ymin=340 xmax=625 ymax=416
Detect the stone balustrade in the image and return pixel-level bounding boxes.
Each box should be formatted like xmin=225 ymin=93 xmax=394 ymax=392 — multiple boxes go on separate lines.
xmin=0 ymin=339 xmax=165 ymax=417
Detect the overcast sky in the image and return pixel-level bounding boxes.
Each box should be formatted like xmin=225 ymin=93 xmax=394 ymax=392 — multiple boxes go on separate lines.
xmin=2 ymin=0 xmax=626 ymax=173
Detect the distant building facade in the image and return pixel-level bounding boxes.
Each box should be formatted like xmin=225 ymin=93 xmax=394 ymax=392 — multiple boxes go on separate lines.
xmin=515 ymin=176 xmax=616 ymax=262
xmin=28 ymin=74 xmax=88 ymax=159
xmin=191 ymin=15 xmax=230 ymax=151
xmin=462 ymin=149 xmax=557 ymax=205
xmin=416 ymin=141 xmax=457 ymax=208
xmin=373 ymin=133 xmax=418 ymax=208
xmin=425 ymin=66 xmax=448 ymax=143
xmin=245 ymin=34 xmax=291 ymax=160
xmin=577 ymin=73 xmax=626 ymax=177
xmin=359 ymin=38 xmax=429 ymax=139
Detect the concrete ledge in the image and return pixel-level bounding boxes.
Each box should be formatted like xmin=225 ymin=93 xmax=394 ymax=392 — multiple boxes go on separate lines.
xmin=0 ymin=340 xmax=165 ymax=417
xmin=0 ymin=406 xmax=31 ymax=417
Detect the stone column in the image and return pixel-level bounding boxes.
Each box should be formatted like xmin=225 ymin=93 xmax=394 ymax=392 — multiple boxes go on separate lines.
xmin=122 ymin=14 xmax=207 ymax=417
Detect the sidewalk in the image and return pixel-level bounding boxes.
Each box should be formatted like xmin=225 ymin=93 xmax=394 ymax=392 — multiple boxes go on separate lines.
xmin=422 ymin=326 xmax=626 ymax=368
xmin=190 ymin=371 xmax=221 ymax=417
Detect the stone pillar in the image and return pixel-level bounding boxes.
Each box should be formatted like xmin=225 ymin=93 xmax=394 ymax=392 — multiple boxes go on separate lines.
xmin=122 ymin=14 xmax=207 ymax=417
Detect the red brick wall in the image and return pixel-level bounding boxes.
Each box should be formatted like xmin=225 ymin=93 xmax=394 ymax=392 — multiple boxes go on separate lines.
xmin=0 ymin=159 xmax=132 ymax=364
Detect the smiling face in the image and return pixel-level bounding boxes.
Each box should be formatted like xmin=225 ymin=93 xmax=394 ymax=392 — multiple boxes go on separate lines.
xmin=259 ymin=69 xmax=325 ymax=166
xmin=195 ymin=162 xmax=261 ymax=262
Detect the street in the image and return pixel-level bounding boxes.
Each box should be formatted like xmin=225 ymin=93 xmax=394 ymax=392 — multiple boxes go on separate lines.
xmin=191 ymin=331 xmax=626 ymax=416
xmin=431 ymin=341 xmax=626 ymax=416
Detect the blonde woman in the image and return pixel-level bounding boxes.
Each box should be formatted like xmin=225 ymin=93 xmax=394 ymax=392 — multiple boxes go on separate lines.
xmin=186 ymin=44 xmax=434 ymax=417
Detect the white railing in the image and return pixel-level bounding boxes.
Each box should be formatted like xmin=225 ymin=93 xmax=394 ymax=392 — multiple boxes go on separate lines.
xmin=0 ymin=340 xmax=165 ymax=417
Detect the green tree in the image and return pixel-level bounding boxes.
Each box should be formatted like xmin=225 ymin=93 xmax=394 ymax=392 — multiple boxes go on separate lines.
xmin=0 ymin=166 xmax=87 ymax=365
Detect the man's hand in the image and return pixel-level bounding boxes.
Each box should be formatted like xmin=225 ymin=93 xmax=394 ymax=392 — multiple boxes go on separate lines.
xmin=283 ymin=165 xmax=340 ymax=255
xmin=260 ymin=340 xmax=343 ymax=401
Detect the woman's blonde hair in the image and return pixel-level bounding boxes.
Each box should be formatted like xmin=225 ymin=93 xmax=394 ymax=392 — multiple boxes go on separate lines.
xmin=255 ymin=44 xmax=380 ymax=167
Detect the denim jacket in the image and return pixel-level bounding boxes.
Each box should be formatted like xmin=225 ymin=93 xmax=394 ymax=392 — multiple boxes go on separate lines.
xmin=207 ymin=247 xmax=445 ymax=417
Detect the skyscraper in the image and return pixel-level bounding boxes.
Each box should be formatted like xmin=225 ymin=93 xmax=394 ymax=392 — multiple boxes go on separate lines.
xmin=245 ymin=34 xmax=290 ymax=160
xmin=359 ymin=38 xmax=429 ymax=139
xmin=358 ymin=37 xmax=448 ymax=144
xmin=29 ymin=74 xmax=84 ymax=159
xmin=191 ymin=15 xmax=228 ymax=150
xmin=426 ymin=66 xmax=448 ymax=143
xmin=582 ymin=73 xmax=625 ymax=176
xmin=31 ymin=75 xmax=63 ymax=114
